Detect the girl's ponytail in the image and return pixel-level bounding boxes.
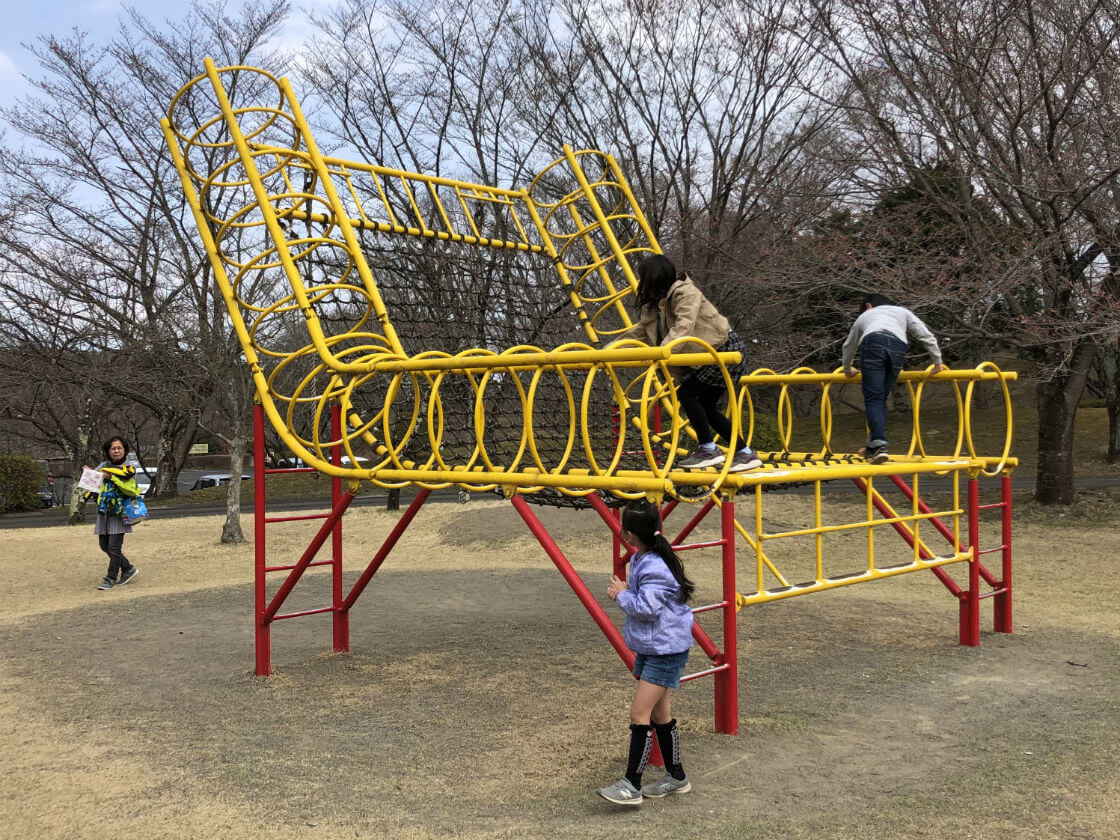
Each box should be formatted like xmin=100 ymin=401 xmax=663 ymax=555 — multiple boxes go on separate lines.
xmin=622 ymin=500 xmax=694 ymax=603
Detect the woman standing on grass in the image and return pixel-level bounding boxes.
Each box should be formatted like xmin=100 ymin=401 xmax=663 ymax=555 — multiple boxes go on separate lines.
xmin=91 ymin=435 xmax=141 ymax=591
xmin=597 ymin=499 xmax=695 ymax=807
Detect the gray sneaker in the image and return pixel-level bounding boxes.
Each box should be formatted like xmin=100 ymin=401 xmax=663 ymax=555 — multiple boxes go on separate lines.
xmin=596 ymin=777 xmax=643 ymax=806
xmin=118 ymin=566 xmax=139 ymax=586
xmin=97 ymin=577 xmax=115 ymax=590
xmin=641 ymin=773 xmax=692 ymax=798
xmin=678 ymin=447 xmax=724 ymax=469
xmin=729 ymin=451 xmax=763 ymax=472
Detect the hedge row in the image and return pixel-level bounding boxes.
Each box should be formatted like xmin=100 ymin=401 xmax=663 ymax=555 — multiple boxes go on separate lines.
xmin=0 ymin=455 xmax=47 ymax=513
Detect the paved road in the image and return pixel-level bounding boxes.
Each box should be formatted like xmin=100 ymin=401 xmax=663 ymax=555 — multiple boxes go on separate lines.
xmin=0 ymin=487 xmax=471 ymax=529
xmin=7 ymin=474 xmax=1119 ymax=530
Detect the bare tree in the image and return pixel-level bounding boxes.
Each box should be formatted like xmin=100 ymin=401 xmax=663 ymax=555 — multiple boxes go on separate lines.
xmin=798 ymin=0 xmax=1120 ymax=503
xmin=0 ymin=0 xmax=290 ymax=537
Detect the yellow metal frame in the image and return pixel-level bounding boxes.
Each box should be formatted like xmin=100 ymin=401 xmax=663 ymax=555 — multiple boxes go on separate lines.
xmin=162 ymin=62 xmax=1016 ymax=606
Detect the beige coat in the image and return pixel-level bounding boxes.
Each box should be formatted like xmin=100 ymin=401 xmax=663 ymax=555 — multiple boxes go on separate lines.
xmin=616 ymin=275 xmax=730 ymax=366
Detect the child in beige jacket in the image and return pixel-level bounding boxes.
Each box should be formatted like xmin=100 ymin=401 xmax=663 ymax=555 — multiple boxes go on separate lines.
xmin=616 ymin=255 xmax=761 ymax=471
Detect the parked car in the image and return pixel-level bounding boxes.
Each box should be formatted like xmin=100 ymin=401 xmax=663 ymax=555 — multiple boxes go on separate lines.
xmin=272 ymin=455 xmax=307 ymax=468
xmin=126 ymin=462 xmax=156 ymax=496
xmin=189 ymin=473 xmax=253 ymax=491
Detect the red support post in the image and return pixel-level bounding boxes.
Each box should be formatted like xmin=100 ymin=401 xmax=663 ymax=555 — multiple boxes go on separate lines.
xmin=961 ymin=477 xmax=981 ymax=646
xmin=993 ymin=474 xmax=1013 ymax=633
xmin=253 ymin=404 xmax=270 ymax=675
xmin=331 ymin=405 xmax=349 ymax=652
xmin=611 ymin=507 xmax=625 ymax=579
xmin=586 ymin=492 xmax=631 ymax=578
xmin=714 ymin=494 xmax=739 ymax=734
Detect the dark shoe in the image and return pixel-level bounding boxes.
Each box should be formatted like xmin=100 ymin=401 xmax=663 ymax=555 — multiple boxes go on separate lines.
xmin=859 ymin=445 xmax=889 ymax=465
xmin=677 ymin=447 xmax=725 ymax=469
xmin=97 ymin=577 xmax=115 ymax=590
xmin=118 ymin=566 xmax=139 ymax=586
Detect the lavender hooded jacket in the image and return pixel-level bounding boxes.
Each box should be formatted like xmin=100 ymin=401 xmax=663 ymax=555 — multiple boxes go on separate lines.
xmin=616 ymin=550 xmax=695 ymax=655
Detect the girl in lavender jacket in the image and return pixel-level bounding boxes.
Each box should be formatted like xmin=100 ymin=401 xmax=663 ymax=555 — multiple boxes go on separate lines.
xmin=596 ymin=500 xmax=695 ymax=807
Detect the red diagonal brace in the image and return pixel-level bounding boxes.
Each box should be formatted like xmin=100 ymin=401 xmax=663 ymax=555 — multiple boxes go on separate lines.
xmin=515 ymin=493 xmax=634 ymax=666
xmin=262 ymin=489 xmax=358 ymax=625
xmin=342 ymin=488 xmax=431 ymax=611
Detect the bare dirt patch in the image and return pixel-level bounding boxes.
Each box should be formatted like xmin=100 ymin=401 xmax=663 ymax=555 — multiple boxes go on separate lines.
xmin=2 ymin=489 xmax=1119 ymax=839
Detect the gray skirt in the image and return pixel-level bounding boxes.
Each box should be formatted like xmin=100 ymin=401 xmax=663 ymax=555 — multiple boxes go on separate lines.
xmin=93 ymin=513 xmax=132 ymax=536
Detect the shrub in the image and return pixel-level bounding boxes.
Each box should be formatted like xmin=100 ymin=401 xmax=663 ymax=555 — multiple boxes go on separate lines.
xmin=745 ymin=413 xmax=784 ymax=453
xmin=0 ymin=455 xmax=47 ymax=513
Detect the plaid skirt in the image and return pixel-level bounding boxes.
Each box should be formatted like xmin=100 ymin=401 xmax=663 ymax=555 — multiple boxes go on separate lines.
xmin=692 ymin=329 xmax=748 ymax=387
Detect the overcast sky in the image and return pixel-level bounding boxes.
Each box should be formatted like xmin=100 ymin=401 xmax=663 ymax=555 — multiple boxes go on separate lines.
xmin=0 ymin=0 xmax=314 ymax=109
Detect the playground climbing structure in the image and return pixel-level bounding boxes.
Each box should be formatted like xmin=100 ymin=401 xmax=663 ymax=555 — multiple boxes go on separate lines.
xmin=163 ymin=62 xmax=1017 ymax=734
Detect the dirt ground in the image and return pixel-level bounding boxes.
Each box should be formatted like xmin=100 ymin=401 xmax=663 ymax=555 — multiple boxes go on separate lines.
xmin=2 ymin=486 xmax=1118 ymax=840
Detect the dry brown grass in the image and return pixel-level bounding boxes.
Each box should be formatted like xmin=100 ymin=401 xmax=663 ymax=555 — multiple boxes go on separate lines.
xmin=2 ymin=488 xmax=1119 ymax=839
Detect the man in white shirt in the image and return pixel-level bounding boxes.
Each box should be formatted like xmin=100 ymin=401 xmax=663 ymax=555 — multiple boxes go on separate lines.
xmin=842 ymin=294 xmax=947 ymax=463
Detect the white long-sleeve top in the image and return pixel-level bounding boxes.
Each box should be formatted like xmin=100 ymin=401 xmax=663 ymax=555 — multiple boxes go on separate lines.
xmin=841 ymin=305 xmax=943 ymax=369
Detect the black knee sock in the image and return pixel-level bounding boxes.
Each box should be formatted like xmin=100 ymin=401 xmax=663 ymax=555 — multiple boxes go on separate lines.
xmin=653 ymin=718 xmax=686 ymax=780
xmin=625 ymin=724 xmax=652 ymax=789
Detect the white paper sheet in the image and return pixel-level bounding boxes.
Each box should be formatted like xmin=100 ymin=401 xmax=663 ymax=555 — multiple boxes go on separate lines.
xmin=78 ymin=466 xmax=104 ymax=493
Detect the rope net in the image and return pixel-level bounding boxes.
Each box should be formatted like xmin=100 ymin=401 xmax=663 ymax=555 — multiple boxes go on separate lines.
xmin=161 ymin=62 xmax=1016 ymax=507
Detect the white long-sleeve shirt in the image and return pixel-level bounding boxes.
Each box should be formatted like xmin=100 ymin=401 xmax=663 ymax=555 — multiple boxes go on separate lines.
xmin=841 ymin=305 xmax=943 ymax=369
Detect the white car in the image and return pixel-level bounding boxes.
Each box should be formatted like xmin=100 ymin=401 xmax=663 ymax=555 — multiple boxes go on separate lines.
xmin=189 ymin=473 xmax=253 ymax=491
xmin=127 ymin=463 xmax=155 ymax=496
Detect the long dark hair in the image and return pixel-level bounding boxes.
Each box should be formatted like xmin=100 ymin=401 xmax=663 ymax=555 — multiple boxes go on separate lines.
xmin=622 ymin=499 xmax=694 ymax=603
xmin=101 ymin=435 xmax=130 ymax=464
xmin=635 ymin=254 xmax=679 ymax=309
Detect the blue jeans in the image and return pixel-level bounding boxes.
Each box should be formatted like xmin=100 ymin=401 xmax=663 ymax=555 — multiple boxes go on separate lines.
xmin=859 ymin=332 xmax=907 ymax=448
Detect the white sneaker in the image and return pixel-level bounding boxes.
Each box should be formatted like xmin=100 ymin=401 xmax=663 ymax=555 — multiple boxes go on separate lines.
xmin=596 ymin=777 xmax=643 ymax=806
xmin=641 ymin=773 xmax=692 ymax=797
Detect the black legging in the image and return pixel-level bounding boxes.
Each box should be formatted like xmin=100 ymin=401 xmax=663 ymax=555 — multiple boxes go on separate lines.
xmin=677 ymin=375 xmax=739 ymax=450
xmin=99 ymin=532 xmax=132 ymax=580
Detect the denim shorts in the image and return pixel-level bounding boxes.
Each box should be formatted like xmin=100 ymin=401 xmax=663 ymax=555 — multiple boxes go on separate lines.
xmin=632 ymin=650 xmax=690 ymax=689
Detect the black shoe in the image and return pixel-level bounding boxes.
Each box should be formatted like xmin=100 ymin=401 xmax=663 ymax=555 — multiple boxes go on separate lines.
xmin=859 ymin=445 xmax=889 ymax=465
xmin=97 ymin=577 xmax=116 ymax=590
xmin=118 ymin=566 xmax=139 ymax=586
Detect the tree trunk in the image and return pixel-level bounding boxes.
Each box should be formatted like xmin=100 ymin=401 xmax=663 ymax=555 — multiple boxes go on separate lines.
xmin=1109 ymin=404 xmax=1119 ymax=465
xmin=151 ymin=412 xmax=199 ymax=499
xmin=221 ymin=434 xmax=247 ymax=544
xmin=65 ymin=427 xmax=93 ymax=525
xmin=67 ymin=481 xmax=89 ymax=525
xmin=1101 ymin=340 xmax=1120 ymax=464
xmin=1034 ymin=342 xmax=1097 ymax=505
xmin=386 ymin=487 xmax=400 ymax=511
